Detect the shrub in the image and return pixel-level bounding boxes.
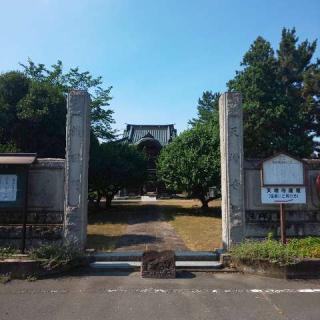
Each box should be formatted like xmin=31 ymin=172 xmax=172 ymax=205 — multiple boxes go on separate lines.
xmin=30 ymin=243 xmax=84 ymax=270
xmin=230 ymin=237 xmax=320 ymax=265
xmin=0 ymin=247 xmax=18 ymax=260
xmin=0 ymin=274 xmax=11 ymax=284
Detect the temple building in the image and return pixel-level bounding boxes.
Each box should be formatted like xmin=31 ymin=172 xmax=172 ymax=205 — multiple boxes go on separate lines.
xmin=122 ymin=124 xmax=177 ymax=195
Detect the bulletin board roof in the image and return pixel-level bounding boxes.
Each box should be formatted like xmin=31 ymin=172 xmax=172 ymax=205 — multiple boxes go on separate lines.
xmin=0 ymin=153 xmax=37 ymax=165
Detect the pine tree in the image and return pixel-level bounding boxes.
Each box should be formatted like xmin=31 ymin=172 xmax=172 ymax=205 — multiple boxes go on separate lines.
xmin=228 ymin=28 xmax=320 ymax=158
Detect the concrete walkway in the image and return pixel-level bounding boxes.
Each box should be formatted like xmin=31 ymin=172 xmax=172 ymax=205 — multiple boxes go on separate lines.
xmin=115 ymin=210 xmax=188 ymax=251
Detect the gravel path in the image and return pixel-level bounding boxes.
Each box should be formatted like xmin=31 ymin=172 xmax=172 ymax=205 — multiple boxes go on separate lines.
xmin=114 ymin=209 xmax=187 ymax=251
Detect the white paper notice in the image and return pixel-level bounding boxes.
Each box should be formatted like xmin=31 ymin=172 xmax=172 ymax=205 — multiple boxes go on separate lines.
xmin=0 ymin=175 xmax=18 ymax=202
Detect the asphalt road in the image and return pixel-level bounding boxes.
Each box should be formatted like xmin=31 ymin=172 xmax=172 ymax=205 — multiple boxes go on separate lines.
xmin=1 ymin=270 xmax=320 ymax=320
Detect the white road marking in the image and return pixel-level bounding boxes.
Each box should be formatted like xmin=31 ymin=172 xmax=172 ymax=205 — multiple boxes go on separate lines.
xmin=8 ymin=288 xmax=320 ymax=295
xmin=298 ymin=289 xmax=320 ymax=293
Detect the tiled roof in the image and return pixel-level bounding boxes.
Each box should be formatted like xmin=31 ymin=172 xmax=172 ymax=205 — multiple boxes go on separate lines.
xmin=123 ymin=124 xmax=177 ymax=146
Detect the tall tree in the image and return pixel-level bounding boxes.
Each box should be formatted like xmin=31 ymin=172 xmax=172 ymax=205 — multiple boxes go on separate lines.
xmin=0 ymin=71 xmax=29 ymax=152
xmin=0 ymin=59 xmax=115 ymax=157
xmin=188 ymin=90 xmax=221 ymax=196
xmin=157 ymin=123 xmax=220 ymax=209
xmin=189 ymin=91 xmax=220 ymax=126
xmin=89 ymin=141 xmax=148 ymax=208
xmin=0 ymin=71 xmax=66 ymax=156
xmin=20 ymin=59 xmax=115 ymax=141
xmin=228 ymin=28 xmax=320 ymax=158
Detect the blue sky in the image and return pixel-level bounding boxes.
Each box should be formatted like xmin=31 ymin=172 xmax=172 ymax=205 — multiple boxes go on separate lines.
xmin=1 ymin=0 xmax=319 ymax=134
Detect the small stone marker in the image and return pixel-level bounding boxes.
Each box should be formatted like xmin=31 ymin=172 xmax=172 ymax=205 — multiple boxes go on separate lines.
xmin=141 ymin=250 xmax=176 ymax=279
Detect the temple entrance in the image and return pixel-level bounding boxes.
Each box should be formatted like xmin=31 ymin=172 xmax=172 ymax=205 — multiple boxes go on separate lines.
xmin=63 ymin=91 xmax=243 ymax=253
xmin=86 ymin=123 xmax=222 ymax=253
xmin=87 ymin=199 xmax=222 ymax=252
xmin=121 ymin=124 xmax=176 ymax=197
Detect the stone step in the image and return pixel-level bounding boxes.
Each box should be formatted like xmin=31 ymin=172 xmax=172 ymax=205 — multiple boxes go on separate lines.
xmin=90 ymin=261 xmax=140 ymax=270
xmin=89 ymin=261 xmax=223 ymax=271
xmin=92 ymin=251 xmax=220 ymax=262
xmin=175 ymin=251 xmax=219 ymax=261
xmin=176 ymin=261 xmax=223 ymax=270
xmin=93 ymin=251 xmax=142 ymax=262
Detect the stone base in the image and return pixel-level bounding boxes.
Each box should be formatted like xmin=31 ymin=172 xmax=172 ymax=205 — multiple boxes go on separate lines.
xmin=0 ymin=225 xmax=63 ymax=249
xmin=0 ymin=257 xmax=89 ymax=279
xmin=234 ymin=258 xmax=320 ymax=279
xmin=141 ymin=250 xmax=176 ymax=278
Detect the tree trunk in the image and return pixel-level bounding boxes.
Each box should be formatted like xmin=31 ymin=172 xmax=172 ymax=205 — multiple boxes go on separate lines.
xmin=200 ymin=197 xmax=209 ymax=210
xmin=105 ymin=194 xmax=113 ymax=208
xmin=95 ymin=191 xmax=102 ymax=209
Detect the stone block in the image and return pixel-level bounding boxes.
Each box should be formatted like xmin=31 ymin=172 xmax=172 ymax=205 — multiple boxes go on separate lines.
xmin=141 ymin=250 xmax=176 ymax=279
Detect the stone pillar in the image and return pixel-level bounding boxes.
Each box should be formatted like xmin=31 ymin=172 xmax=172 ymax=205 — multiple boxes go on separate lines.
xmin=64 ymin=90 xmax=91 ymax=249
xmin=219 ymin=92 xmax=245 ymax=249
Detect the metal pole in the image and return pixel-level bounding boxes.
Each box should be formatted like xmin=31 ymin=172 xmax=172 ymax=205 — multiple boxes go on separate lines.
xmin=21 ymin=169 xmax=29 ymax=254
xmin=280 ymin=203 xmax=286 ymax=245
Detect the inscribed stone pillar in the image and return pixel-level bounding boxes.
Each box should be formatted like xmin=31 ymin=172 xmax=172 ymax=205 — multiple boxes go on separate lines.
xmin=219 ymin=92 xmax=245 ymax=249
xmin=64 ymin=90 xmax=91 ymax=249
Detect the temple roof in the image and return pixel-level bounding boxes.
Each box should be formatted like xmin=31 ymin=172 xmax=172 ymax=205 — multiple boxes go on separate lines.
xmin=122 ymin=124 xmax=177 ymax=146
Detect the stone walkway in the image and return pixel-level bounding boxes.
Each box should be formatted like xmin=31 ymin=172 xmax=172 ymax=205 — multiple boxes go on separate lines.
xmin=115 ymin=210 xmax=187 ymax=252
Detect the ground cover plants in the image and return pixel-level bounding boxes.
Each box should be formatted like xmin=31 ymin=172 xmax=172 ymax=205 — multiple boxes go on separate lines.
xmin=30 ymin=243 xmax=85 ymax=270
xmin=0 ymin=247 xmax=18 ymax=260
xmin=231 ymin=236 xmax=320 ymax=266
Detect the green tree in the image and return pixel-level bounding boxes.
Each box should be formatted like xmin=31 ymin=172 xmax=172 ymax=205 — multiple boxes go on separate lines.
xmin=0 ymin=71 xmax=67 ymax=157
xmin=189 ymin=91 xmax=220 ymax=126
xmin=16 ymin=81 xmax=67 ymax=156
xmin=89 ymin=141 xmax=148 ymax=208
xmin=157 ymin=123 xmax=220 ymax=209
xmin=0 ymin=71 xmax=29 ymax=152
xmin=20 ymin=59 xmax=115 ymax=141
xmin=228 ymin=28 xmax=320 ymax=158
xmin=0 ymin=59 xmax=115 ymax=157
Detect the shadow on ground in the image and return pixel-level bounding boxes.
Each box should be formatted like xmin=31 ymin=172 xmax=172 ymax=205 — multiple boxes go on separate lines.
xmin=88 ymin=203 xmax=221 ymax=226
xmin=87 ymin=200 xmax=222 ymax=251
xmin=87 ymin=234 xmax=160 ymax=251
xmin=52 ymin=268 xmax=197 ymax=279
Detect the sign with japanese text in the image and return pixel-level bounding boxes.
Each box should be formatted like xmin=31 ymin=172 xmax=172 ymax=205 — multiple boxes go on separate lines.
xmin=260 ymin=153 xmax=306 ymax=204
xmin=0 ymin=174 xmax=18 ymax=202
xmin=261 ymin=186 xmax=306 ymax=204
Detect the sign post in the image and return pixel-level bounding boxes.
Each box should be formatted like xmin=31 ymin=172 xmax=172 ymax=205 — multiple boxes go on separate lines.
xmin=260 ymin=153 xmax=306 ymax=245
xmin=279 ymin=203 xmax=286 ymax=244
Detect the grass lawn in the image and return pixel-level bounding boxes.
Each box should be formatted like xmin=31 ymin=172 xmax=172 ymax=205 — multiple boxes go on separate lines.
xmin=87 ymin=211 xmax=127 ymax=251
xmin=169 ymin=215 xmax=222 ymax=250
xmin=87 ymin=199 xmax=222 ymax=251
xmin=164 ymin=199 xmax=222 ymax=250
xmin=87 ymin=223 xmax=125 ymax=251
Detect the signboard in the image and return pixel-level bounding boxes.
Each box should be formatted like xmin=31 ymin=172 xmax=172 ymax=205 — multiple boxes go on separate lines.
xmin=260 ymin=153 xmax=307 ymax=244
xmin=261 ymin=153 xmax=306 ymax=205
xmin=262 ymin=153 xmax=304 ymax=186
xmin=0 ymin=174 xmax=18 ymax=202
xmin=261 ymin=186 xmax=306 ymax=204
